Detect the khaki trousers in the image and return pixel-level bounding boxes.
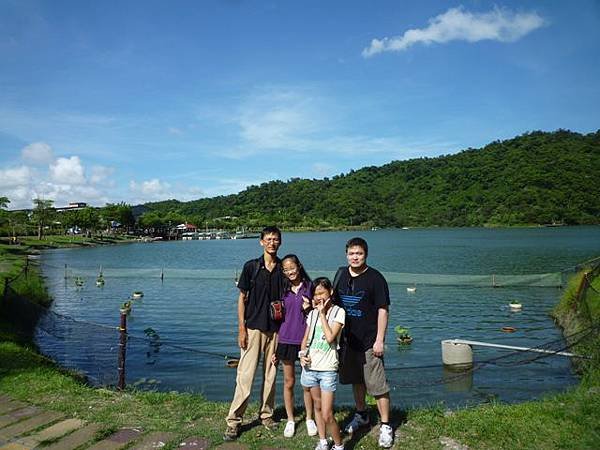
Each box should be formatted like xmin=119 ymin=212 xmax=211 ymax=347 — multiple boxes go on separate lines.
xmin=225 ymin=328 xmax=278 ymax=428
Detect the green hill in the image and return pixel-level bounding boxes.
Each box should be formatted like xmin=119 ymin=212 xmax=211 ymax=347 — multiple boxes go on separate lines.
xmin=142 ymin=129 xmax=600 ymax=228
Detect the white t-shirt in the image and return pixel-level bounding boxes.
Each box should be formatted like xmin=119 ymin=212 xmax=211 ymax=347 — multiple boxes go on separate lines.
xmin=305 ymin=305 xmax=346 ymax=371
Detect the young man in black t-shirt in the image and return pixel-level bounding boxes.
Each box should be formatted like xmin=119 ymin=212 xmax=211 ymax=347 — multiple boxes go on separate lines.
xmin=224 ymin=226 xmax=284 ymax=441
xmin=336 ymin=237 xmax=393 ymax=448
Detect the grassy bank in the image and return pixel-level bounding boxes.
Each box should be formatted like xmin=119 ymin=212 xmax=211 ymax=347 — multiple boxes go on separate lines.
xmin=1 ymin=245 xmax=599 ymax=449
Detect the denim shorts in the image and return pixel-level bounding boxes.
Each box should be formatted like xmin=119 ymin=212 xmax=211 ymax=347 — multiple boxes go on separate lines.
xmin=300 ymin=368 xmax=338 ymax=392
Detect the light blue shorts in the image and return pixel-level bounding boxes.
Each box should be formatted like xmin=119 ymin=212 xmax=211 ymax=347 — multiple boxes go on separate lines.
xmin=301 ymin=368 xmax=338 ymax=392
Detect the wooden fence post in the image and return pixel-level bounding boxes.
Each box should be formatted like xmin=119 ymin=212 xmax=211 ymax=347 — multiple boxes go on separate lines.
xmin=117 ymin=307 xmax=128 ymax=391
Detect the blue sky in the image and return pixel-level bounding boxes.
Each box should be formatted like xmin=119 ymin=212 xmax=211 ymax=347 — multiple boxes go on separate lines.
xmin=1 ymin=0 xmax=599 ymax=209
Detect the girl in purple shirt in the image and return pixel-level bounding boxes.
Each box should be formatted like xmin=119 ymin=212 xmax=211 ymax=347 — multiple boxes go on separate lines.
xmin=274 ymin=254 xmax=317 ymax=438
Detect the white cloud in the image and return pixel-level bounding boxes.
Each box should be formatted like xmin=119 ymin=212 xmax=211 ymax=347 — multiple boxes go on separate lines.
xmin=0 ymin=166 xmax=33 ymax=188
xmin=129 ymin=178 xmax=203 ymax=203
xmin=2 ymin=153 xmax=120 ymax=209
xmin=238 ymin=89 xmax=321 ymax=150
xmin=362 ymin=6 xmax=546 ymax=57
xmin=168 ymin=127 xmax=183 ymax=136
xmin=312 ymin=163 xmax=333 ymax=177
xmin=129 ymin=178 xmax=173 ymax=203
xmin=49 ymin=156 xmax=86 ymax=185
xmin=90 ymin=165 xmax=115 ymax=184
xmin=21 ymin=142 xmax=54 ymax=164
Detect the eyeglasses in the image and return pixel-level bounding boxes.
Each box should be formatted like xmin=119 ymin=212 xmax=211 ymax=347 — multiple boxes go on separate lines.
xmin=262 ymin=238 xmax=281 ymax=243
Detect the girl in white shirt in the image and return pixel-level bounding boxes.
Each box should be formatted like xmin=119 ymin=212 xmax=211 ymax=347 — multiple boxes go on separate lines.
xmin=300 ymin=277 xmax=346 ymax=450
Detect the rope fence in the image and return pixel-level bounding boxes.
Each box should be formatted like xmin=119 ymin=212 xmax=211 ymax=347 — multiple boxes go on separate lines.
xmin=42 ymin=261 xmax=566 ymax=287
xmin=3 ymin=285 xmax=599 ymax=391
xmin=2 ymin=256 xmax=598 ymax=393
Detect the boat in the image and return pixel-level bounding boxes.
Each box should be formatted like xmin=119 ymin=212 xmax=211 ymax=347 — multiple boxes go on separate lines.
xmin=407 ymin=285 xmax=417 ymax=293
xmin=132 ymin=291 xmax=144 ymax=299
xmin=232 ymin=227 xmax=260 ymax=239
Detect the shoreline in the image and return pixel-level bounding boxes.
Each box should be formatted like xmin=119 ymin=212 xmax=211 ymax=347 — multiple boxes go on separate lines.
xmin=1 ymin=241 xmax=599 ymax=448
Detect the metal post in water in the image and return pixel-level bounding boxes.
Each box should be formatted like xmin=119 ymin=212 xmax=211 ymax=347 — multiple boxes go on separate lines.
xmin=117 ymin=307 xmax=128 ymax=390
xmin=160 ymin=267 xmax=164 ymax=282
xmin=64 ymin=264 xmax=68 ymax=280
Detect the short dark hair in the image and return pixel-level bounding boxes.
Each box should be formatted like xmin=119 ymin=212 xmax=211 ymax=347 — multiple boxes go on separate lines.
xmin=312 ymin=276 xmax=339 ymax=305
xmin=261 ymin=226 xmax=281 ymax=240
xmin=345 ymin=237 xmax=368 ymax=256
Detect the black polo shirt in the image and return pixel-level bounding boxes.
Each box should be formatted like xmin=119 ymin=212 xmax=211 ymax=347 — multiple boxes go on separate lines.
xmin=237 ymin=256 xmax=284 ymax=332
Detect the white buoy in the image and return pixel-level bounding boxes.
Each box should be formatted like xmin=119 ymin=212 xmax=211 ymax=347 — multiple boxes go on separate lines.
xmin=441 ymin=340 xmax=473 ymax=367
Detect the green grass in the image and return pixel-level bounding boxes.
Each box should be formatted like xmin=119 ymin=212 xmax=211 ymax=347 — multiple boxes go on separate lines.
xmin=1 ymin=245 xmax=600 ymax=449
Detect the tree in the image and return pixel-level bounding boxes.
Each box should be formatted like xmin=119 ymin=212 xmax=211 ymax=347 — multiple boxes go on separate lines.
xmin=0 ymin=197 xmax=9 ymax=226
xmin=32 ymin=199 xmax=55 ymax=240
xmin=77 ymin=207 xmax=100 ymax=235
xmin=102 ymin=202 xmax=135 ymax=231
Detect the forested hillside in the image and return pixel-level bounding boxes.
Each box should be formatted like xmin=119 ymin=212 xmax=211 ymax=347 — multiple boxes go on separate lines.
xmin=141 ymin=130 xmax=600 ymax=228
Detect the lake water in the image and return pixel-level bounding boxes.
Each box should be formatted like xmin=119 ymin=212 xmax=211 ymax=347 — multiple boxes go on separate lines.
xmin=36 ymin=227 xmax=600 ymax=408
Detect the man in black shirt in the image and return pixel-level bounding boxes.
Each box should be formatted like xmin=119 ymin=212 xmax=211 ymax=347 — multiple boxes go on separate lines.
xmin=224 ymin=226 xmax=284 ymax=441
xmin=336 ymin=237 xmax=393 ymax=448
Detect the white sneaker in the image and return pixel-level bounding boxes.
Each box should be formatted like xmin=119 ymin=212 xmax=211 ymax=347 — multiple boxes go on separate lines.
xmin=306 ymin=419 xmax=318 ymax=436
xmin=315 ymin=438 xmax=329 ymax=450
xmin=344 ymin=412 xmax=370 ymax=434
xmin=378 ymin=424 xmax=394 ymax=448
xmin=283 ymin=420 xmax=295 ymax=438
xmin=332 ymin=444 xmax=345 ymax=450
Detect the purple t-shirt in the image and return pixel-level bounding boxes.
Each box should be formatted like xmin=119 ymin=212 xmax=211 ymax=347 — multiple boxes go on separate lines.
xmin=278 ymin=281 xmax=311 ymax=345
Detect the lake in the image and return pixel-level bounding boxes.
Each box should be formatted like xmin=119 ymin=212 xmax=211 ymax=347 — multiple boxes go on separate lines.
xmin=36 ymin=226 xmax=600 ymax=408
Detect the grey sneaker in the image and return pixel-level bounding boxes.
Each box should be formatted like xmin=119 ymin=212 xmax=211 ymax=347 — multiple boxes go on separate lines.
xmin=262 ymin=417 xmax=278 ymax=430
xmin=223 ymin=425 xmax=239 ymax=441
xmin=344 ymin=412 xmax=370 ymax=434
xmin=378 ymin=424 xmax=393 ymax=448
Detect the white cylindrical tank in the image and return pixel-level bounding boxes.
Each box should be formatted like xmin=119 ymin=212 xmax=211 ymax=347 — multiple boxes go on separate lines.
xmin=441 ymin=340 xmax=473 ymax=366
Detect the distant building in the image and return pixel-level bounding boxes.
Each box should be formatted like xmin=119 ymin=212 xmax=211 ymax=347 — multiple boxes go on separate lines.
xmin=176 ymin=223 xmax=197 ymax=231
xmin=55 ymin=202 xmax=88 ymax=212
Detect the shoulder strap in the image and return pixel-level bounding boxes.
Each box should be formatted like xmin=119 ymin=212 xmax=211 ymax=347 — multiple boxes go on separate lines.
xmin=306 ymin=311 xmax=318 ymax=354
xmin=249 ymin=257 xmax=262 ymax=289
xmin=332 ymin=266 xmax=345 ymax=292
xmin=331 ymin=305 xmax=340 ymax=321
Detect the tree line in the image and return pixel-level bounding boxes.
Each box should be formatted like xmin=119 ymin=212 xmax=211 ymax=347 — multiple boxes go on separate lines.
xmin=0 ymin=200 xmax=135 ymax=239
xmin=142 ymin=129 xmax=600 ymax=228
xmin=2 ymin=129 xmax=599 ymax=236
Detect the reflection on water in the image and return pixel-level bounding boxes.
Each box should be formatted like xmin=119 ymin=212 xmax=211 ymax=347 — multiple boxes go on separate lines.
xmin=36 ymin=227 xmax=600 ymax=407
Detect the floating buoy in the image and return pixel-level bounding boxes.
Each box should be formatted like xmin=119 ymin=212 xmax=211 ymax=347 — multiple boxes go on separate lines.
xmin=406 ymin=286 xmax=417 ymax=293
xmin=132 ymin=291 xmax=144 ymax=299
xmin=501 ymin=326 xmax=517 ymax=333
xmin=509 ymin=302 xmax=522 ymax=310
xmin=226 ymin=358 xmax=239 ymax=368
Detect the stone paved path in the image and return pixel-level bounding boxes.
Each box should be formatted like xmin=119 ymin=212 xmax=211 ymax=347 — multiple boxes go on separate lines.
xmin=0 ymin=395 xmax=304 ymax=450
xmin=0 ymin=395 xmax=227 ymax=450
